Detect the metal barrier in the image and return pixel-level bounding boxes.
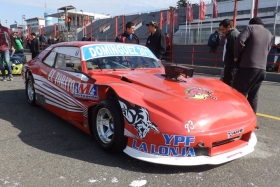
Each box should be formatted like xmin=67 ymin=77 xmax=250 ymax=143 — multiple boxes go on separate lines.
xmin=163 ymin=44 xmax=280 ymax=73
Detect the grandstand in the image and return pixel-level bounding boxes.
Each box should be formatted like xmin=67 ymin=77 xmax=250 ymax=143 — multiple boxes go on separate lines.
xmin=76 ymin=10 xmax=179 ymax=43
xmin=23 ymin=0 xmax=280 ymax=45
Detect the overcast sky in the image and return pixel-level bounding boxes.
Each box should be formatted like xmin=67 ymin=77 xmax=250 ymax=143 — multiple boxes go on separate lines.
xmin=0 ymin=0 xmax=200 ymax=27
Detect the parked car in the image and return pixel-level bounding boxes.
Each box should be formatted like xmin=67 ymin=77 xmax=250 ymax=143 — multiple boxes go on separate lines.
xmin=22 ymin=42 xmax=257 ymax=166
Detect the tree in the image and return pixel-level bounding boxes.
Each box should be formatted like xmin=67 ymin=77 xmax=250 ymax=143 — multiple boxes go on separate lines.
xmin=177 ymin=0 xmax=187 ymax=8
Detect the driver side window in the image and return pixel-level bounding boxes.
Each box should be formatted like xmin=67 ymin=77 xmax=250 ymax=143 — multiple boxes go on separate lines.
xmin=55 ymin=53 xmax=82 ymax=72
xmin=43 ymin=51 xmax=57 ymax=67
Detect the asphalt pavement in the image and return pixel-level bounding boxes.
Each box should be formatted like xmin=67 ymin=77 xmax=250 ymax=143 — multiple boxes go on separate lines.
xmin=0 ymin=74 xmax=279 ymax=187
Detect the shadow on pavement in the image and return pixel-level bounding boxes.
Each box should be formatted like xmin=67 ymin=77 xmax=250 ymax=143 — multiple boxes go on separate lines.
xmin=0 ymin=88 xmax=221 ymax=174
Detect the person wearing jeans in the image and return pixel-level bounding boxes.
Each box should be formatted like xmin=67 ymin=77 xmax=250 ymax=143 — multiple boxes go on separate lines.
xmin=0 ymin=50 xmax=13 ymax=81
xmin=0 ymin=24 xmax=15 ymax=81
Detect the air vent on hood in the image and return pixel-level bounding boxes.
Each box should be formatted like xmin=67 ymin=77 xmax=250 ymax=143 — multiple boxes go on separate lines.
xmin=121 ymin=76 xmax=132 ymax=83
xmin=164 ymin=65 xmax=194 ymax=80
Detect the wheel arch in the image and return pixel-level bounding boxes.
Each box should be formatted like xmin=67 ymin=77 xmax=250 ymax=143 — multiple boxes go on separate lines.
xmin=88 ymin=84 xmax=143 ymax=136
xmin=88 ymin=86 xmax=121 ymax=136
xmin=25 ymin=69 xmax=33 ymax=81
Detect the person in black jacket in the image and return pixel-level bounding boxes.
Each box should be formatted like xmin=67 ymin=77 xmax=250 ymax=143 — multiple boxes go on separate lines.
xmin=81 ymin=35 xmax=88 ymax=41
xmin=145 ymin=21 xmax=166 ymax=59
xmin=207 ymin=30 xmax=220 ymax=53
xmin=115 ymin=22 xmax=139 ymax=44
xmin=219 ymin=19 xmax=240 ymax=86
xmin=30 ymin=33 xmax=39 ymax=59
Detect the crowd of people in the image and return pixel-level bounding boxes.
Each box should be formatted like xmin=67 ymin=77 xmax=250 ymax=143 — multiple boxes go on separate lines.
xmin=114 ymin=21 xmax=167 ymax=60
xmin=0 ymin=22 xmax=62 ymax=81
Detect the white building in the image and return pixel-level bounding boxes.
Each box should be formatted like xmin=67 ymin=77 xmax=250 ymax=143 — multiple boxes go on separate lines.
xmin=10 ymin=23 xmax=27 ymax=32
xmin=48 ymin=10 xmax=111 ymax=28
xmin=25 ymin=17 xmax=45 ymax=29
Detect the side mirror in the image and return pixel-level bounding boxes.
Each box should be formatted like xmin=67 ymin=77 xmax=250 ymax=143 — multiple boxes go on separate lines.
xmin=66 ymin=63 xmax=74 ymax=67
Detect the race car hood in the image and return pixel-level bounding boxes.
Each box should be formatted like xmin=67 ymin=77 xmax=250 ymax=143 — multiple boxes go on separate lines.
xmin=92 ymin=69 xmax=256 ymax=133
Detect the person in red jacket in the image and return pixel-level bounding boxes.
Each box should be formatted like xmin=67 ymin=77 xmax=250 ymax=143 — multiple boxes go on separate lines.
xmin=0 ymin=24 xmax=15 ymax=81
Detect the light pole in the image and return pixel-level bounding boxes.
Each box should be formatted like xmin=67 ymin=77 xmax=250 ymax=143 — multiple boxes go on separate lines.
xmin=273 ymin=0 xmax=280 ymax=36
xmin=22 ymin=15 xmax=25 ymax=33
xmin=80 ymin=10 xmax=84 ymax=36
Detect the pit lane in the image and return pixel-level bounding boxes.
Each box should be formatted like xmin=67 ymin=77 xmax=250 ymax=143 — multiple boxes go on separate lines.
xmin=0 ymin=73 xmax=279 ymax=187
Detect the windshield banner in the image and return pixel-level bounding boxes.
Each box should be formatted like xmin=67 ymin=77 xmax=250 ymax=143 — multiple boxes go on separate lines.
xmin=82 ymin=44 xmax=157 ymax=61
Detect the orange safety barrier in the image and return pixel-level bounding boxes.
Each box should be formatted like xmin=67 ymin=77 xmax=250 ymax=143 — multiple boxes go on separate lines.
xmin=39 ymin=25 xmax=44 ymax=35
xmin=28 ymin=27 xmax=31 ymax=38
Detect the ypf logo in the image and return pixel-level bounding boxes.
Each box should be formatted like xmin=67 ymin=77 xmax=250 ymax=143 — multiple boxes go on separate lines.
xmin=73 ymin=83 xmax=98 ymax=100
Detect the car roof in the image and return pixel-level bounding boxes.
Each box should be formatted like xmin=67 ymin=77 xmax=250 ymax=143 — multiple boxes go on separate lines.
xmin=51 ymin=41 xmax=135 ymax=48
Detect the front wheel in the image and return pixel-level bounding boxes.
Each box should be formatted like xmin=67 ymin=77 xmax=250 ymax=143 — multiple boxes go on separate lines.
xmin=26 ymin=75 xmax=36 ymax=106
xmin=92 ymin=99 xmax=127 ymax=153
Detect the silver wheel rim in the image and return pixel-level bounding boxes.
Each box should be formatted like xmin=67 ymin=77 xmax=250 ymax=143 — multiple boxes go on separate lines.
xmin=27 ymin=80 xmax=34 ymax=101
xmin=96 ymin=108 xmax=114 ymax=144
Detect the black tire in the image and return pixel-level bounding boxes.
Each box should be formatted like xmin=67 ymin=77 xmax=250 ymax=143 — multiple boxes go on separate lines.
xmin=92 ymin=98 xmax=127 ymax=153
xmin=267 ymin=65 xmax=274 ymax=72
xmin=25 ymin=74 xmax=37 ymax=106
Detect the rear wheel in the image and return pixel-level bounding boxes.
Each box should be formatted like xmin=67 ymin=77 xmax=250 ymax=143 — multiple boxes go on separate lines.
xmin=92 ymin=99 xmax=127 ymax=153
xmin=26 ymin=74 xmax=36 ymax=106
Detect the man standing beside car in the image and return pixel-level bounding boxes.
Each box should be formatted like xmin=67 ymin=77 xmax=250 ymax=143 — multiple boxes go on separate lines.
xmin=30 ymin=33 xmax=39 ymax=59
xmin=233 ymin=17 xmax=273 ymax=113
xmin=219 ymin=19 xmax=240 ymax=86
xmin=115 ymin=22 xmax=139 ymax=44
xmin=0 ymin=24 xmax=15 ymax=81
xmin=146 ymin=21 xmax=166 ymax=59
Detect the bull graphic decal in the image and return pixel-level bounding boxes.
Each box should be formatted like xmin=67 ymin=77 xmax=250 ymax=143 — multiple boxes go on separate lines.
xmin=118 ymin=100 xmax=160 ymax=139
xmin=185 ymin=87 xmax=217 ymax=100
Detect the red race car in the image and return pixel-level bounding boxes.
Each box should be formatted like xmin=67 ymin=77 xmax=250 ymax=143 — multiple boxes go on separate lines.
xmin=22 ymin=42 xmax=257 ymax=166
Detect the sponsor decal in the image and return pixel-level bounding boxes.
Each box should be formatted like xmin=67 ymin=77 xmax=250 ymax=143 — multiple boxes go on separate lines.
xmin=162 ymin=134 xmax=195 ymax=146
xmin=185 ymin=120 xmax=195 ymax=133
xmin=47 ymin=69 xmax=98 ymax=100
xmin=82 ymin=44 xmax=157 ymax=61
xmin=119 ymin=100 xmax=159 ymax=139
xmin=75 ymin=50 xmax=79 ymax=56
xmin=131 ymin=134 xmax=196 ymax=157
xmin=227 ymin=128 xmax=244 ymax=138
xmin=73 ymin=83 xmax=98 ymax=100
xmin=185 ymin=87 xmax=217 ymax=100
xmin=227 ymin=151 xmax=242 ymax=159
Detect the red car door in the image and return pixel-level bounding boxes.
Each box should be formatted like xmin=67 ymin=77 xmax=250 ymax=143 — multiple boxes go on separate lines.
xmin=33 ymin=50 xmax=57 ymax=107
xmin=47 ymin=47 xmax=97 ymax=129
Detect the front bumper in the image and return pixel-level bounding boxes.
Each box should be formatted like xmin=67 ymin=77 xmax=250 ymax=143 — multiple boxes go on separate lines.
xmin=123 ymin=132 xmax=257 ymax=166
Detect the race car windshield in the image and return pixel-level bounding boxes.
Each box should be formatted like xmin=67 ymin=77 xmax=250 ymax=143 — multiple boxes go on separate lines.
xmin=86 ymin=56 xmax=162 ymax=70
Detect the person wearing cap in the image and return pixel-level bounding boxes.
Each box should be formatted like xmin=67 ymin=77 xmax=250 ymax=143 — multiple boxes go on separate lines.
xmin=30 ymin=33 xmax=40 ymax=59
xmin=145 ymin=21 xmax=166 ymax=59
xmin=13 ymin=32 xmax=24 ymax=54
xmin=0 ymin=23 xmax=15 ymax=81
xmin=233 ymin=17 xmax=273 ymax=114
xmin=115 ymin=22 xmax=139 ymax=44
